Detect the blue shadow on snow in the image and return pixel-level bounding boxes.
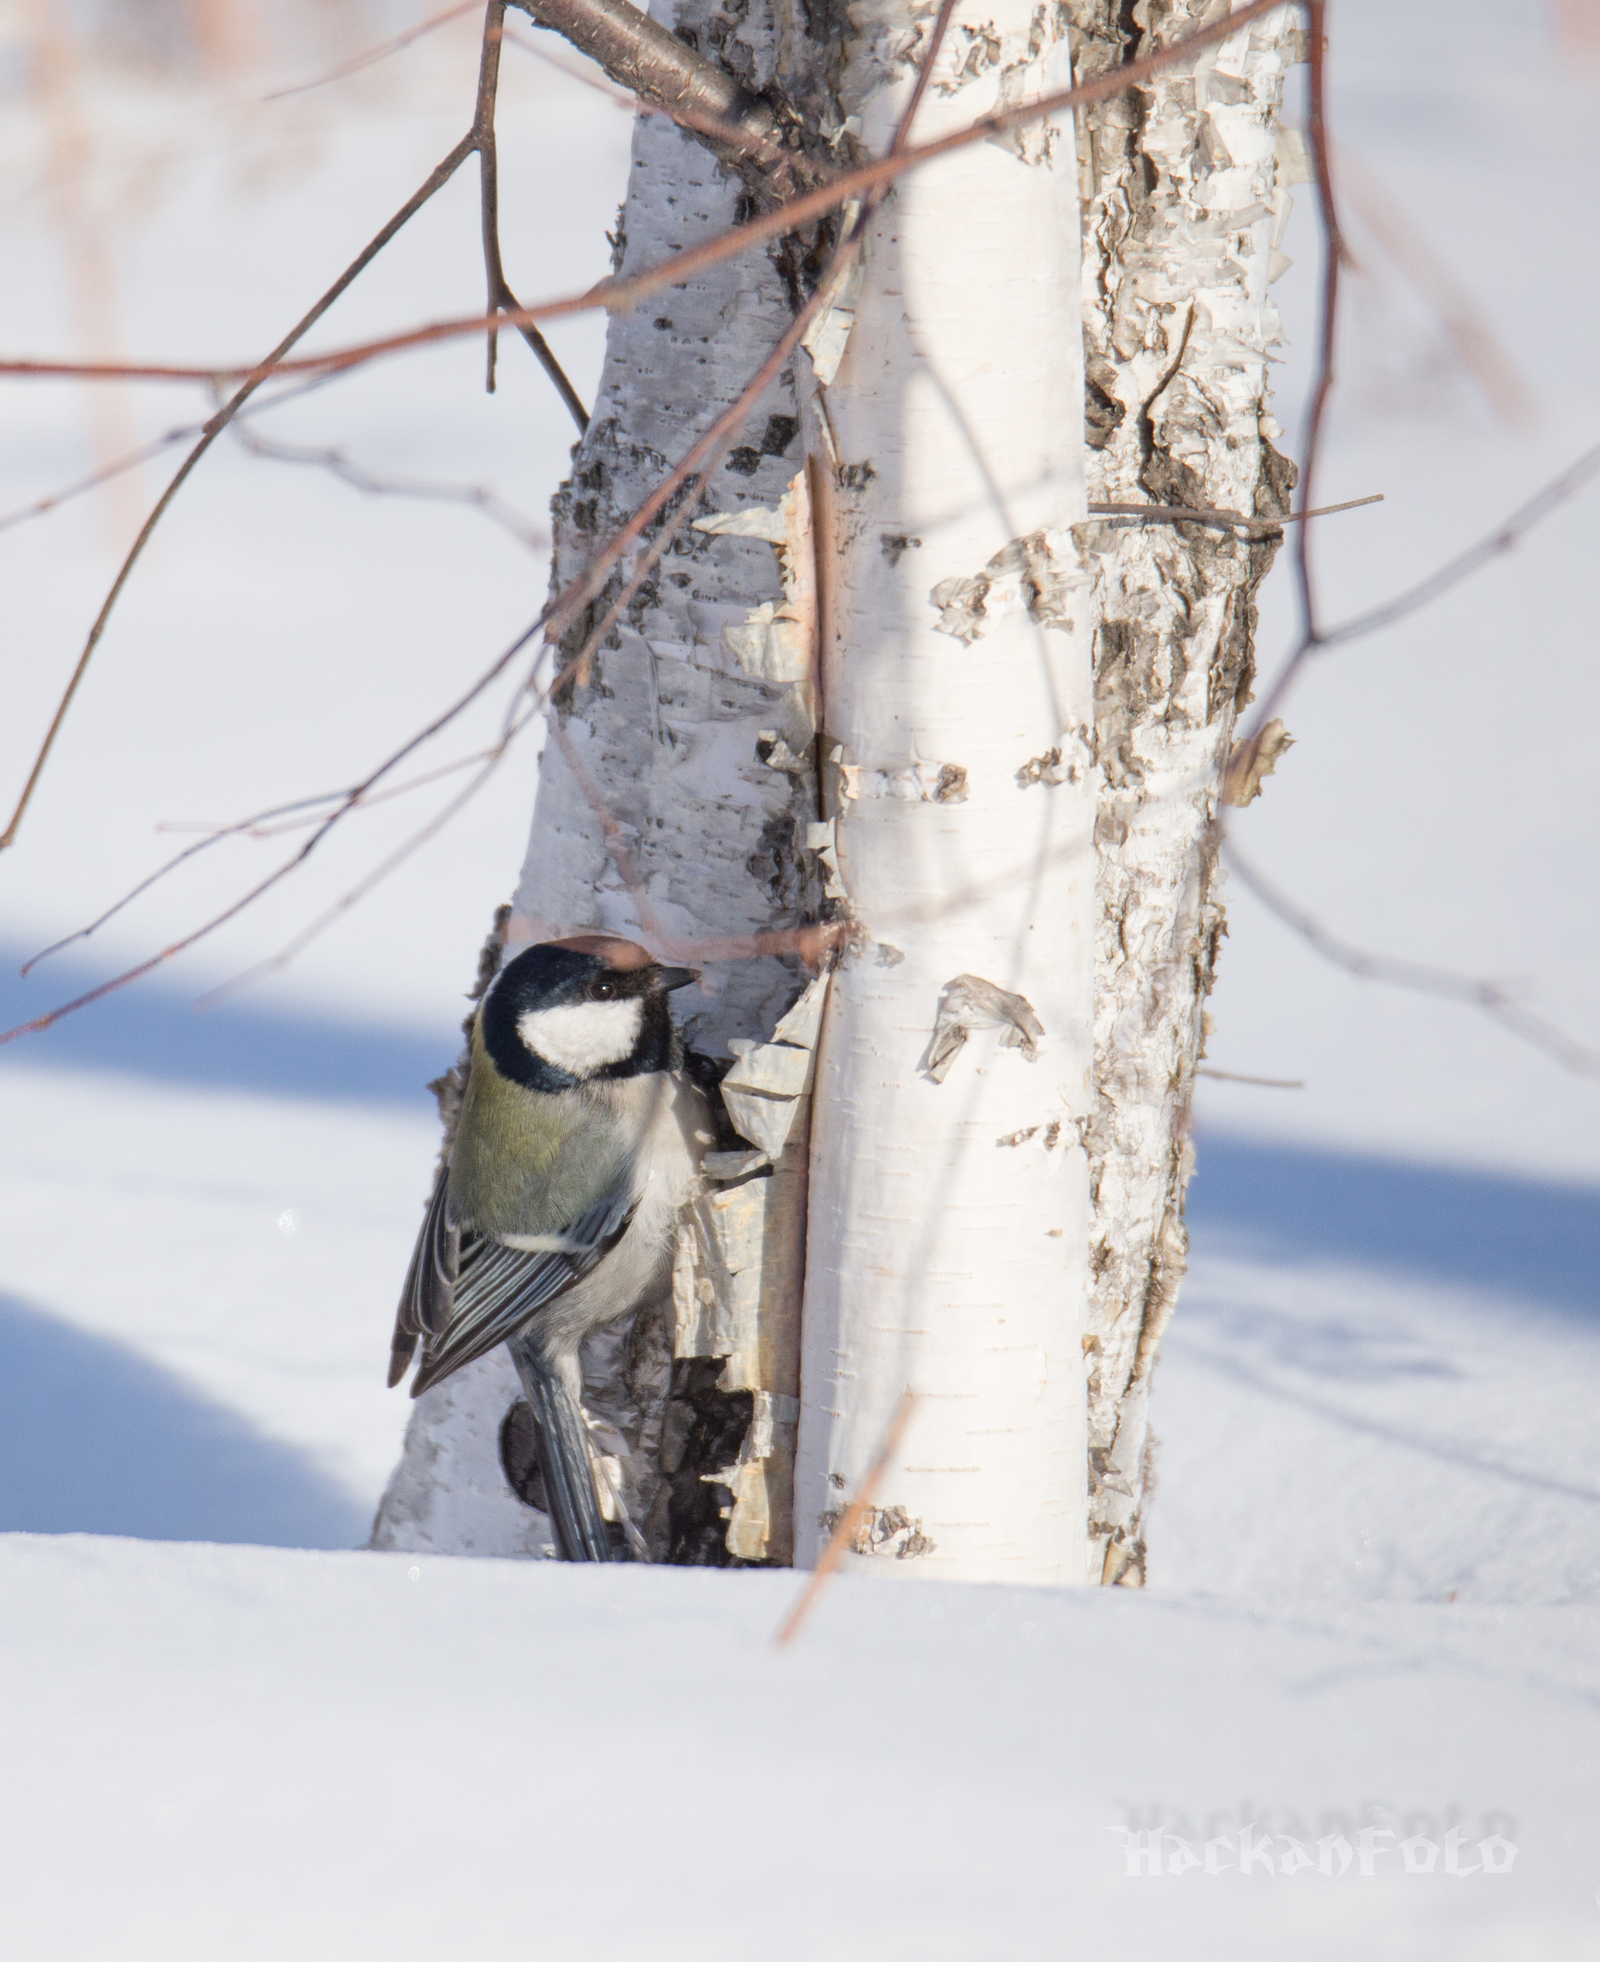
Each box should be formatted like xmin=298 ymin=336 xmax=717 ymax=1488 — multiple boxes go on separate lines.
xmin=1188 ymin=1132 xmax=1600 ymax=1322
xmin=0 ymin=1293 xmax=371 ymax=1547
xmin=0 ymin=940 xmax=455 ymax=1105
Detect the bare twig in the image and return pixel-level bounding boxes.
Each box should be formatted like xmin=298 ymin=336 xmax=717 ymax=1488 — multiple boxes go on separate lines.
xmin=1230 ymin=433 xmax=1600 ymax=788
xmin=1291 ymin=0 xmax=1343 ymax=647
xmin=0 ymin=606 xmax=550 ymax=1044
xmin=475 ymin=1 xmax=590 ymax=424
xmin=196 ymin=725 xmax=540 ymax=1009
xmin=1318 ymin=440 xmax=1600 ymax=649
xmin=24 ymin=739 xmax=529 ymax=983
xmin=227 ymin=419 xmax=549 ymax=550
xmin=1223 ymin=842 xmax=1600 ymax=1079
xmin=501 ymin=23 xmax=794 ymax=170
xmin=1 ymin=0 xmax=589 ymax=855
xmin=1336 ymin=144 xmax=1537 ymax=428
xmin=264 ymin=1 xmax=480 ymax=102
xmin=0 ymin=368 xmax=348 ymax=536
xmin=0 ymin=131 xmax=480 ymax=855
xmin=774 ymin=1392 xmax=919 ymax=1647
xmin=1088 ymin=492 xmax=1382 ymax=537
xmin=505 ymin=0 xmax=784 ymax=170
xmin=1196 ymin=1067 xmax=1305 ymax=1089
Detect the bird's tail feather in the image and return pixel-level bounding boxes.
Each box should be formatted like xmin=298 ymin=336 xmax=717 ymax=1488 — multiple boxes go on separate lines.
xmin=508 ymin=1339 xmax=614 ymax=1563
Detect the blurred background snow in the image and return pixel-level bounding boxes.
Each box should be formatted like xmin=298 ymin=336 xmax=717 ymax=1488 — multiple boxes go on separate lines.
xmin=1 ymin=3 xmax=1597 ymax=1955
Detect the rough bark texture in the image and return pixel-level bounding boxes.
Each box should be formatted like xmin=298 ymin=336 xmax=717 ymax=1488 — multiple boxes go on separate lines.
xmin=374 ymin=0 xmax=836 ymax=1565
xmin=1068 ymin=0 xmax=1299 ymax=1586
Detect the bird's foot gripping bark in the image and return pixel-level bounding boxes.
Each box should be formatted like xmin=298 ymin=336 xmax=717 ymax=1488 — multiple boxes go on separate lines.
xmin=508 ymin=1336 xmax=617 ymax=1563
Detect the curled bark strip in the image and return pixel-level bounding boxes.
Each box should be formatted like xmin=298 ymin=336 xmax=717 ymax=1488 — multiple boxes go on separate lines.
xmin=1221 ymin=719 xmax=1294 ymax=807
xmin=924 ymin=976 xmax=1045 ymax=1084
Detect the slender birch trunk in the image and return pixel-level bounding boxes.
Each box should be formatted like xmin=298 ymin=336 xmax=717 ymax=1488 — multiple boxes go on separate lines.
xmin=373 ymin=0 xmax=1297 ymax=1584
xmin=1069 ymin=0 xmax=1299 ymax=1584
xmin=789 ymin=3 xmax=1093 ymax=1586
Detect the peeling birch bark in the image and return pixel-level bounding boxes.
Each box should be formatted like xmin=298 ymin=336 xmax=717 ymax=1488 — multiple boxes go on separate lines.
xmin=1067 ymin=0 xmax=1300 ymax=1585
xmin=790 ymin=0 xmax=1095 ymax=1588
xmin=374 ymin=0 xmax=828 ymax=1564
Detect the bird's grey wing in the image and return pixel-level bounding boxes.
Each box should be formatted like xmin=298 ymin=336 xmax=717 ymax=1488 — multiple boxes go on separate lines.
xmin=387 ymin=1164 xmax=458 ymax=1388
xmin=406 ymin=1178 xmax=638 ymax=1397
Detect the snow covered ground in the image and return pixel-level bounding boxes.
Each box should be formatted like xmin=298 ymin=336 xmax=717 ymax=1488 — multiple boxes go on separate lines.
xmin=1 ymin=1 xmax=1597 ymax=1954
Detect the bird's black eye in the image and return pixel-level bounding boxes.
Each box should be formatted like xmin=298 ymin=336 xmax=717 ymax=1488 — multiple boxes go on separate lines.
xmin=592 ymin=977 xmax=617 ymax=1000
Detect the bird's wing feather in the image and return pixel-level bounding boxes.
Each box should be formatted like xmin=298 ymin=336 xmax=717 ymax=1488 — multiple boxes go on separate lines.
xmin=406 ymin=1177 xmax=638 ymax=1396
xmin=387 ymin=1165 xmax=458 ymax=1388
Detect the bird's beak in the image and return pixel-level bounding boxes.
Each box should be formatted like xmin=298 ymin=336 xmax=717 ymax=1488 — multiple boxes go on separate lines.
xmin=655 ymin=965 xmax=699 ymax=992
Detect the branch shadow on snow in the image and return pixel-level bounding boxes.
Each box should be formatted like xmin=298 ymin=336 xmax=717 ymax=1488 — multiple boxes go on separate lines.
xmin=0 ymin=1293 xmax=370 ymax=1548
xmin=0 ymin=940 xmax=455 ymax=1106
xmin=1188 ymin=1132 xmax=1600 ymax=1322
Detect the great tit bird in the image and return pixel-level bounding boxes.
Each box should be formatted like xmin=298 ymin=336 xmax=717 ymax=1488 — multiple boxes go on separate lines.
xmin=387 ymin=935 xmax=706 ymax=1561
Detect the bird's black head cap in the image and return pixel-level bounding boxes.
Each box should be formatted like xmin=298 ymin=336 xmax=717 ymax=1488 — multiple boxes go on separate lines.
xmin=479 ymin=936 xmax=696 ymax=1091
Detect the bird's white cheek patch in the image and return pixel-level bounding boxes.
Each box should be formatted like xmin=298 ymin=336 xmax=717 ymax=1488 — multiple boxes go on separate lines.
xmin=518 ymin=999 xmax=644 ymax=1074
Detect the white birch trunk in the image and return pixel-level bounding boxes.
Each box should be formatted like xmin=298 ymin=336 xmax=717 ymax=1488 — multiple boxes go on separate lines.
xmin=790 ymin=5 xmax=1094 ymax=1586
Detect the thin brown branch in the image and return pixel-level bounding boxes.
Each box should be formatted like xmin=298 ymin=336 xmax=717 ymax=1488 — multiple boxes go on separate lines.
xmin=263 ymin=1 xmax=481 ymax=102
xmin=475 ymin=4 xmax=590 ymax=424
xmin=1241 ymin=433 xmax=1600 ymax=748
xmin=477 ymin=0 xmax=508 ymax=392
xmin=1318 ymin=440 xmax=1600 ymax=649
xmin=0 ymin=129 xmax=480 ymax=855
xmin=1286 ymin=0 xmax=1342 ymax=665
xmin=773 ymin=1391 xmax=919 ymax=1647
xmin=1088 ymin=491 xmax=1382 ymax=537
xmin=197 ymin=741 xmax=528 ymax=1009
xmin=0 ymin=610 xmax=547 ymax=1045
xmin=1224 ymin=842 xmax=1600 ymax=1079
xmin=1195 ymin=1067 xmax=1305 ymax=1089
xmin=0 ymin=369 xmax=347 ymax=537
xmin=0 ymin=0 xmax=1289 ymax=392
xmin=160 ymin=750 xmax=508 ymax=841
xmin=25 ymin=742 xmax=518 ymax=982
xmin=505 ymin=0 xmax=783 ymax=169
xmin=501 ymin=23 xmax=794 ymax=171
xmin=892 ymin=0 xmax=958 ymax=148
xmin=227 ymin=419 xmax=549 ymax=551
xmin=1 ymin=0 xmax=594 ymax=854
